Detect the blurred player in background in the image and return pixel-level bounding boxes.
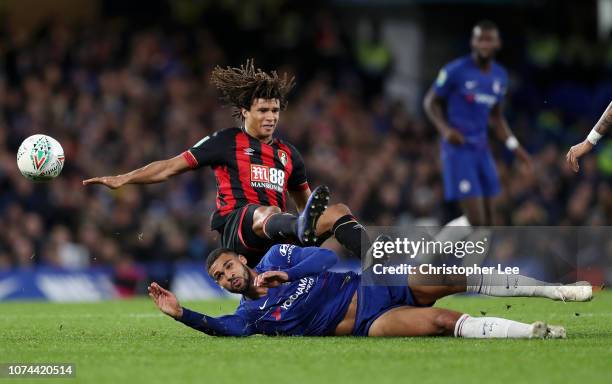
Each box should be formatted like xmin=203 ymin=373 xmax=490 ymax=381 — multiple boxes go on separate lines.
xmin=148 ymin=244 xmax=592 ymax=338
xmin=83 ymin=60 xmax=370 ymax=266
xmin=566 ymin=101 xmax=611 ymax=172
xmin=424 ymin=20 xmax=531 ymax=233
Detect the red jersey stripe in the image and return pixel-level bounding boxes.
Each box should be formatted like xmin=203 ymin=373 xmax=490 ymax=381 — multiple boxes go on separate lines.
xmin=213 ymin=165 xmax=236 ymax=215
xmin=235 ymin=133 xmax=261 ymax=204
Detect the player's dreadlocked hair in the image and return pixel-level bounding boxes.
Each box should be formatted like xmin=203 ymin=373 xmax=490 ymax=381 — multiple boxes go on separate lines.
xmin=211 ymin=59 xmax=296 ymax=120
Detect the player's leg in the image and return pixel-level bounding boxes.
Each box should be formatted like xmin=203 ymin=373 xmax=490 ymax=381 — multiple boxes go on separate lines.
xmin=254 ymin=185 xmax=329 ymax=244
xmin=479 ymin=149 xmax=501 ymax=225
xmin=368 ymin=306 xmax=461 ymax=336
xmin=483 ymin=197 xmax=495 ymax=226
xmin=253 ymin=205 xmax=293 ymax=239
xmin=433 ymin=214 xmax=472 ymax=243
xmin=315 ymin=203 xmax=371 ymax=259
xmin=441 ymin=145 xmax=488 ymax=227
xmin=407 ymin=269 xmax=466 ymax=306
xmin=464 ymin=272 xmax=593 ymax=301
xmin=220 ymin=205 xmax=270 ymax=267
xmin=458 ymin=197 xmax=487 ymax=226
xmin=407 ymin=268 xmax=593 ymax=304
xmin=368 ymin=306 xmax=564 ymax=338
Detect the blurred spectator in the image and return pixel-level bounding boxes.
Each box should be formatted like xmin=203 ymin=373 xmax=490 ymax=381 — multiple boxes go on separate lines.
xmin=0 ymin=2 xmax=609 ymax=290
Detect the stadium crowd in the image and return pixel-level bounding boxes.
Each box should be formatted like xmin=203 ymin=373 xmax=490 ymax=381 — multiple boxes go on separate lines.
xmin=0 ymin=4 xmax=610 ymax=290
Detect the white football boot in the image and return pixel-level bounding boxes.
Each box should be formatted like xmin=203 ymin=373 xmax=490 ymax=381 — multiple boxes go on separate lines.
xmin=552 ymin=281 xmax=593 ymax=302
xmin=529 ymin=321 xmax=548 ymax=339
xmin=545 ymin=324 xmax=567 ymax=339
xmin=529 ymin=322 xmax=567 ymax=339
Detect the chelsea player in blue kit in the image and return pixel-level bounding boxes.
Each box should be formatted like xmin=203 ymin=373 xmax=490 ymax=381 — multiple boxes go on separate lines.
xmin=148 ymin=244 xmax=592 ymax=339
xmin=424 ymin=20 xmax=531 ymax=227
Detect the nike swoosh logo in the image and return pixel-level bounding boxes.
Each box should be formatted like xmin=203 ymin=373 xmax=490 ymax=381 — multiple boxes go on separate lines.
xmin=259 ymin=298 xmax=269 ymax=310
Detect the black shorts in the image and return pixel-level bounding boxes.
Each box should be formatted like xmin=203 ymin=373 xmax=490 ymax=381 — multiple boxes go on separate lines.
xmin=218 ymin=204 xmax=275 ymax=267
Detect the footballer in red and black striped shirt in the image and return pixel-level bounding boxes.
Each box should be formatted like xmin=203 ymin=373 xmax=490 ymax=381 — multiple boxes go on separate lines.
xmin=83 ymin=60 xmax=370 ymax=265
xmin=182 ymin=126 xmax=308 ymax=233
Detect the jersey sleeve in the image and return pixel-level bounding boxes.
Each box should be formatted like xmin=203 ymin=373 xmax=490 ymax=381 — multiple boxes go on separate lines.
xmin=177 ymin=307 xmax=254 ymax=337
xmin=182 ymin=129 xmax=232 ymax=169
xmin=432 ymin=61 xmax=460 ymax=99
xmin=260 ymin=244 xmax=338 ymax=281
xmin=286 ymin=144 xmax=309 ymax=191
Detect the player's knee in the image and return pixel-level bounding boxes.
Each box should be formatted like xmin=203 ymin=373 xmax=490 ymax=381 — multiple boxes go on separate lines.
xmin=367 ymin=321 xmax=390 ymax=337
xmin=433 ymin=310 xmax=462 ymax=335
xmin=252 ymin=206 xmax=281 ymax=230
xmin=319 ymin=203 xmax=352 ymax=231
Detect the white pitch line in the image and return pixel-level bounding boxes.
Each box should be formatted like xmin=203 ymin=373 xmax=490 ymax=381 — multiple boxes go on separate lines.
xmin=0 ymin=313 xmax=164 ymax=319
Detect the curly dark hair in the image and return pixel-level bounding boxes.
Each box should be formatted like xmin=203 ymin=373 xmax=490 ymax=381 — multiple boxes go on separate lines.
xmin=206 ymin=247 xmax=237 ymax=274
xmin=210 ymin=59 xmax=296 ymax=120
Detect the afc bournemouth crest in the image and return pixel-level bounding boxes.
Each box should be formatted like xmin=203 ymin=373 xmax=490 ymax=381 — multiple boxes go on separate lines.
xmin=278 ymin=150 xmax=288 ymax=166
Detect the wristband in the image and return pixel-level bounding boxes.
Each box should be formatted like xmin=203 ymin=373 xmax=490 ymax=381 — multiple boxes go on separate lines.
xmin=505 ymin=136 xmax=519 ymax=151
xmin=586 ymin=129 xmax=603 ymax=145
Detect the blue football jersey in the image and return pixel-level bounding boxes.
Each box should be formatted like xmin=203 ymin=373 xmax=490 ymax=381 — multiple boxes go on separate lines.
xmin=178 ymin=245 xmax=359 ymax=336
xmin=432 ymin=55 xmax=508 ymax=150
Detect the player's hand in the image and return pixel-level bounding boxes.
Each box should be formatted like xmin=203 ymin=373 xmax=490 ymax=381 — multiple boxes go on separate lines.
xmin=566 ymin=140 xmax=594 ymax=173
xmin=254 ymin=271 xmax=289 ymax=288
xmin=514 ymin=146 xmax=533 ymax=170
xmin=443 ymin=128 xmax=465 ymax=145
xmin=82 ymin=175 xmax=126 ymax=189
xmin=148 ymin=282 xmax=183 ymax=319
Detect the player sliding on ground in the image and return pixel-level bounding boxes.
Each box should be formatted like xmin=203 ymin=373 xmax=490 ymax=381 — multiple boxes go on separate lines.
xmin=83 ymin=60 xmax=370 ymax=265
xmin=148 ymin=244 xmax=592 ymax=338
xmin=566 ymin=100 xmax=610 ymax=172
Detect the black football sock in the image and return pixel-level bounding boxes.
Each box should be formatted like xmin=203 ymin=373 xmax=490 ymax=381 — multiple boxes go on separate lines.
xmin=262 ymin=213 xmax=297 ymax=241
xmin=332 ymin=215 xmax=371 ymax=259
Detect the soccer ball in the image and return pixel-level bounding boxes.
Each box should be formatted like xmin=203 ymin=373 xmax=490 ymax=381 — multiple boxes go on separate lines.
xmin=16 ymin=134 xmax=65 ymax=181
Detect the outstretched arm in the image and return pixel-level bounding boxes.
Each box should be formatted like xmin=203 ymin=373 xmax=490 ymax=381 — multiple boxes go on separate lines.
xmin=148 ymin=282 xmax=251 ymax=336
xmin=423 ymin=88 xmax=465 ymax=145
xmin=490 ymin=103 xmax=532 ymax=168
xmin=592 ymin=101 xmax=612 ymax=136
xmin=83 ymin=154 xmax=191 ymax=189
xmin=566 ymin=101 xmax=611 ymax=172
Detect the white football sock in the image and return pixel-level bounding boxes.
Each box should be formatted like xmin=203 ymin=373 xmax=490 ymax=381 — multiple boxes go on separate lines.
xmin=434 ymin=215 xmax=472 ymax=243
xmin=466 ymin=272 xmax=558 ymax=298
xmin=454 ymin=314 xmax=535 ymax=338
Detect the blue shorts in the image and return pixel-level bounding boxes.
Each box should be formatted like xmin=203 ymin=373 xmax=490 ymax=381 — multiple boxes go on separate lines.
xmin=352 ymin=285 xmax=427 ymax=336
xmin=441 ymin=144 xmax=500 ymax=201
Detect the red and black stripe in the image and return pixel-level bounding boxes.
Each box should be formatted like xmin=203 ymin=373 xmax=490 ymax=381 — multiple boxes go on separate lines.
xmin=210 ymin=133 xmax=249 ymax=229
xmin=248 ymin=138 xmax=274 ymax=208
xmin=209 ymin=130 xmax=305 ymax=230
xmin=275 ymin=140 xmax=295 ymax=210
xmin=234 ymin=133 xmax=260 ymax=205
xmin=213 ymin=165 xmax=236 ymax=214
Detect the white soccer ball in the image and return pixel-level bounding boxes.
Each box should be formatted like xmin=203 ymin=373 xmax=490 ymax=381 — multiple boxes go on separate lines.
xmin=16 ymin=134 xmax=65 ymax=181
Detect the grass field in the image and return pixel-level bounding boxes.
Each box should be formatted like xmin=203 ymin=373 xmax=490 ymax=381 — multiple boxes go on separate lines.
xmin=1 ymin=291 xmax=611 ymax=384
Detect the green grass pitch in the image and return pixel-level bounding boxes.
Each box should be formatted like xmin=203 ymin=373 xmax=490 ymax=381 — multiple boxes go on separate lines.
xmin=1 ymin=291 xmax=611 ymax=384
